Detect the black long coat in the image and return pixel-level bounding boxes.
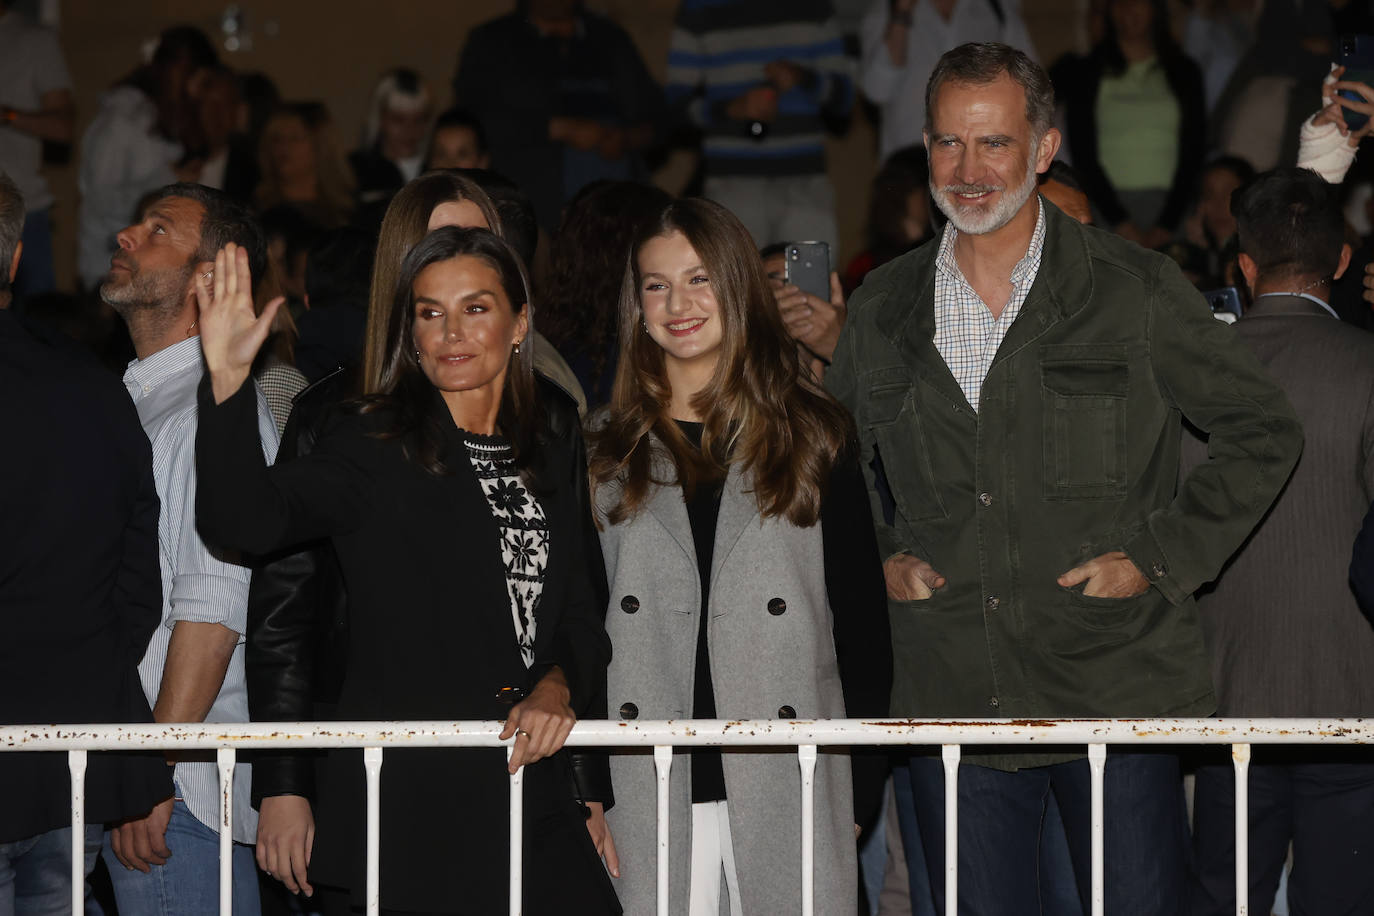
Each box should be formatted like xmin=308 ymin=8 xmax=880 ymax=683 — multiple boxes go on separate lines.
xmin=195 ymin=376 xmax=617 ymax=914
xmin=0 ymin=310 xmax=172 ymax=842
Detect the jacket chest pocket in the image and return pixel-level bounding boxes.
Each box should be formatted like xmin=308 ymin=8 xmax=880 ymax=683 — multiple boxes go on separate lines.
xmin=866 ymin=371 xmax=948 ymax=522
xmin=1040 ymin=345 xmax=1128 ymax=500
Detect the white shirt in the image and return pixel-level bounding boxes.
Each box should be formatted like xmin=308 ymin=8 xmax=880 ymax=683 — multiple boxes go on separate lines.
xmin=0 ymin=9 xmax=71 ymax=210
xmin=858 ymin=0 xmax=1038 ymax=160
xmin=932 ymin=199 xmax=1047 ymax=411
xmin=78 ymin=86 xmax=181 ymax=289
xmin=123 ymin=337 xmax=279 ymax=843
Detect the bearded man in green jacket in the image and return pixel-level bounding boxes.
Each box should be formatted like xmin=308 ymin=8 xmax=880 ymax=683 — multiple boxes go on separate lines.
xmin=827 ymin=42 xmax=1302 ymax=916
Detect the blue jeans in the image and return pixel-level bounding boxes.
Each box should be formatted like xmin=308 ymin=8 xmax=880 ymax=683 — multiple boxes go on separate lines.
xmin=102 ymin=799 xmax=260 ymax=916
xmin=907 ymin=753 xmax=1189 ymax=916
xmin=0 ymin=824 xmax=103 ymax=916
xmin=13 ymin=209 xmax=55 ymax=301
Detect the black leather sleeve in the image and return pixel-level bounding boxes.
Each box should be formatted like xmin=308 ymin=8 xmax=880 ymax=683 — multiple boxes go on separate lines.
xmin=245 ymin=369 xmax=354 ymax=807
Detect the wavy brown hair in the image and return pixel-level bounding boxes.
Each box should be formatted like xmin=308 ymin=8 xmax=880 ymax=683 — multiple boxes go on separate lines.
xmin=589 ymin=198 xmax=853 ymax=527
xmin=361 ymin=171 xmax=502 ymax=393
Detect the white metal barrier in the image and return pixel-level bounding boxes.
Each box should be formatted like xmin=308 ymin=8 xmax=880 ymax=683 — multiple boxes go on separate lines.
xmin=4 ymin=717 xmax=1372 ymax=916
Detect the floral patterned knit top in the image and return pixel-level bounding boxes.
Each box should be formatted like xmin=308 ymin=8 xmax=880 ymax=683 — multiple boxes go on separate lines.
xmin=463 ymin=431 xmax=548 ymax=667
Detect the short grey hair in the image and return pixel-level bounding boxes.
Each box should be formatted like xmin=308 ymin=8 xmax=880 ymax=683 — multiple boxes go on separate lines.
xmin=0 ymin=170 xmax=25 ymax=296
xmin=924 ymin=42 xmax=1055 ymax=140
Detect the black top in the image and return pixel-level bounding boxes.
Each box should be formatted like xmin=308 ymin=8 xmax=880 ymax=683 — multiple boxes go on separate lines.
xmin=675 ymin=421 xmax=893 ymax=821
xmin=197 ymin=376 xmax=617 ymax=914
xmin=0 ymin=309 xmax=172 ymax=841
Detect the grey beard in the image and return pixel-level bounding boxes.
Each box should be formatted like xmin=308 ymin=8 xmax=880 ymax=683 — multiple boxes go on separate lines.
xmin=101 ymin=263 xmax=195 ymax=346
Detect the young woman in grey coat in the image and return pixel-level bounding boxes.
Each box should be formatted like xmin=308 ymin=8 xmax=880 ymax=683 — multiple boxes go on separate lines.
xmin=586 ymin=197 xmax=893 ymax=915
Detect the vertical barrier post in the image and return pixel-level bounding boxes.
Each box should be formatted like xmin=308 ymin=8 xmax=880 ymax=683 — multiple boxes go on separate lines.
xmin=654 ymin=745 xmax=673 ymax=916
xmin=1088 ymin=743 xmax=1107 ymax=916
xmin=364 ymin=747 xmax=384 ymax=916
xmin=1233 ymin=743 xmax=1251 ymax=916
xmin=69 ymin=749 xmax=88 ymax=916
xmin=508 ymin=747 xmax=524 ymax=916
xmin=217 ymin=748 xmax=235 ymax=916
xmin=942 ymin=744 xmax=960 ymax=916
xmin=798 ymin=745 xmax=818 ymax=916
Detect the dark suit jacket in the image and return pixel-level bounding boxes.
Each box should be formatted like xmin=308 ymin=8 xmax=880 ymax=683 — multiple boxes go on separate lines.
xmin=1186 ymin=295 xmax=1374 ymax=716
xmin=0 ymin=309 xmax=172 ymax=842
xmin=196 ymin=375 xmax=617 ymax=913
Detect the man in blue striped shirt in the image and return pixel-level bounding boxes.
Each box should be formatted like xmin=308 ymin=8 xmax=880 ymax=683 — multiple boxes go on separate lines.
xmin=98 ymin=183 xmax=277 ymax=916
xmin=667 ymin=0 xmax=853 ymax=250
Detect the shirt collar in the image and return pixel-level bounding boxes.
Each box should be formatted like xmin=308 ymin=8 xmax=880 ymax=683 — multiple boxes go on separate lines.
xmin=123 ymin=335 xmax=203 ymax=397
xmin=937 ymin=198 xmax=1047 ymax=287
xmin=1254 ymin=291 xmax=1341 ymax=320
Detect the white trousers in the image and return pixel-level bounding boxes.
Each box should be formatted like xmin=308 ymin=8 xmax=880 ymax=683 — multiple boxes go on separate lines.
xmin=688 ymin=800 xmax=743 ymax=916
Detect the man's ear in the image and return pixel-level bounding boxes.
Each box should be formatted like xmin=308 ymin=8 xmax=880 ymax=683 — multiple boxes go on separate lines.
xmin=8 ymin=240 xmax=21 ymax=284
xmin=1335 ymin=243 xmax=1353 ymax=281
xmin=1237 ymin=252 xmax=1259 ymax=294
xmin=1036 ymin=128 xmax=1062 ymax=174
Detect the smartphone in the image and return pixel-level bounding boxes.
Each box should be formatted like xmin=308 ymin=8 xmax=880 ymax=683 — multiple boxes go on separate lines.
xmin=784 ymin=241 xmax=830 ymax=302
xmin=1202 ymin=286 xmax=1243 ymax=321
xmin=1338 ymin=35 xmax=1374 ymax=131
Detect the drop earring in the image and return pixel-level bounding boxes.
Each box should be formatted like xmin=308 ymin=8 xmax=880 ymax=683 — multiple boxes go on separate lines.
xmin=513 ymin=341 xmax=521 ymax=355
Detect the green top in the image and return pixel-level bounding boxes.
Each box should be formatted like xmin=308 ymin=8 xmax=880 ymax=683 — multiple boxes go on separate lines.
xmin=1095 ymin=58 xmax=1181 ymax=192
xmin=826 ymin=199 xmax=1303 ymax=770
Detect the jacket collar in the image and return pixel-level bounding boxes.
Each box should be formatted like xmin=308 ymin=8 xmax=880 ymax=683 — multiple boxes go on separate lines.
xmin=1243 ymin=293 xmax=1338 ymax=320
xmin=869 ymin=197 xmax=1096 ymax=403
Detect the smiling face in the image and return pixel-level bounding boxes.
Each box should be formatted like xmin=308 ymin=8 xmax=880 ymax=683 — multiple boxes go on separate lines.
xmin=926 ymin=73 xmax=1053 ymax=236
xmin=411 ymin=255 xmax=527 ymax=399
xmin=101 ymin=196 xmax=204 ymax=314
xmin=637 ymin=230 xmax=723 ymax=376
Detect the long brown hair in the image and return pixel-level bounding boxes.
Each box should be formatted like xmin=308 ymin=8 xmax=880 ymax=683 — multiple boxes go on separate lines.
xmin=588 ymin=198 xmax=853 ymax=527
xmin=361 ymin=171 xmax=502 ymax=393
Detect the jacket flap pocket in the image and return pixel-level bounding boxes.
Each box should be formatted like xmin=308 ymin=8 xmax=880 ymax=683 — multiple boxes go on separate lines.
xmin=865 ymin=368 xmax=914 ymax=425
xmin=1040 ymin=344 xmax=1128 ymax=398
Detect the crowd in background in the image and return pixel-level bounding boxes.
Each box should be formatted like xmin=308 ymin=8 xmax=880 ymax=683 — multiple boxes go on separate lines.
xmin=4 ymin=0 xmax=1374 ymax=915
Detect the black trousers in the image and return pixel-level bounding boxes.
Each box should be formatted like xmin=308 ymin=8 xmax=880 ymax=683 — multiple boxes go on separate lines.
xmin=1190 ymin=747 xmax=1374 ymax=916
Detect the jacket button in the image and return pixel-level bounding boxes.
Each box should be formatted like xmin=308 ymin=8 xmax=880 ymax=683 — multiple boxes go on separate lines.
xmin=767 ymin=597 xmax=787 ymax=616
xmin=978 ymin=492 xmax=992 ymax=507
xmin=620 ymin=595 xmax=639 ymax=614
xmin=1150 ymin=563 xmax=1167 ymax=579
xmin=619 ymin=702 xmax=638 ymax=720
xmin=988 ymin=696 xmax=1000 ymax=709
xmin=985 ymin=595 xmax=1000 ymax=610
xmin=778 ymin=706 xmax=796 ymax=718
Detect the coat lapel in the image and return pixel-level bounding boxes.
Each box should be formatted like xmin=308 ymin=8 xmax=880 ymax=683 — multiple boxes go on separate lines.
xmin=708 ymin=463 xmax=760 ymax=615
xmin=642 ymin=435 xmax=699 ymax=569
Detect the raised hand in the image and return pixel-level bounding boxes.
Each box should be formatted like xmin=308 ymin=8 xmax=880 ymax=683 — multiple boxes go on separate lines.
xmin=196 ymin=242 xmax=283 ymax=404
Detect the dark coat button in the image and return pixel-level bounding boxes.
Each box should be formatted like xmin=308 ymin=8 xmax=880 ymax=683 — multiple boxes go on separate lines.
xmin=767 ymin=597 xmax=787 ymax=616
xmin=778 ymin=705 xmax=796 ymax=718
xmin=619 ymin=702 xmax=638 ymax=720
xmin=620 ymin=595 xmax=639 ymax=614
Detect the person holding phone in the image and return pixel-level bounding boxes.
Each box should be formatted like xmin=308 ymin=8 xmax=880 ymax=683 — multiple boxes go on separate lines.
xmin=588 ymin=197 xmax=892 ymax=915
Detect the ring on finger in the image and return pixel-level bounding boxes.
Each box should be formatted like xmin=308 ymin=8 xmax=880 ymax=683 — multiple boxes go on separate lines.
xmin=517 ymin=728 xmax=531 ymax=738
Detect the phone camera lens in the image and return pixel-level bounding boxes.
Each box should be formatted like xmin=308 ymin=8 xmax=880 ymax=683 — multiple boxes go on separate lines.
xmin=789 ymin=248 xmax=799 ymax=260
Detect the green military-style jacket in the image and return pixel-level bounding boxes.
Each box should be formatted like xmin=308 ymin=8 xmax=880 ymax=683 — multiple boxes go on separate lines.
xmin=827 ymin=200 xmax=1303 ymax=737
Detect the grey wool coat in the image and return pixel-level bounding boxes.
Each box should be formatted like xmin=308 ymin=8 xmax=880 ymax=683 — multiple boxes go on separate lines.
xmin=596 ymin=451 xmax=857 ymax=915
